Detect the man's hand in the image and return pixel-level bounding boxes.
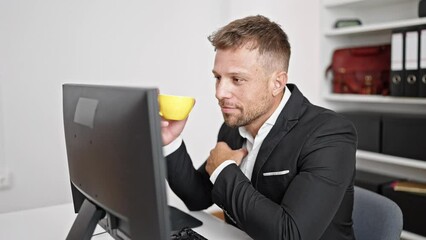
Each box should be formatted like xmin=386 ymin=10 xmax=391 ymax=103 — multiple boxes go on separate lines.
xmin=161 ymin=118 xmax=188 ymax=145
xmin=206 ymin=142 xmax=248 ymax=176
xmin=160 ymin=96 xmax=195 ymax=146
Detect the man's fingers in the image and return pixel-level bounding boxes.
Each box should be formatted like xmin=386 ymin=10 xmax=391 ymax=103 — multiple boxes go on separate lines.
xmin=216 ymin=141 xmax=229 ymax=149
xmin=238 ymin=148 xmax=248 ymax=158
xmin=234 ymin=148 xmax=248 ymax=165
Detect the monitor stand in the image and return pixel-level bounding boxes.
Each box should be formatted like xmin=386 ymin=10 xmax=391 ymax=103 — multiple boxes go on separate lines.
xmin=97 ymin=205 xmax=203 ymax=238
xmin=67 ymin=199 xmax=106 ymax=240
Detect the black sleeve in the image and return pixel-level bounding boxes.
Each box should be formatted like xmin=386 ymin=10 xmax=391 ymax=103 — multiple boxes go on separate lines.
xmin=166 ymin=142 xmax=214 ymax=211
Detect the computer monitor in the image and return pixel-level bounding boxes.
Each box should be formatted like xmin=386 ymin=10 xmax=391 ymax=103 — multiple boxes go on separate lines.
xmin=62 ymin=84 xmax=201 ymax=240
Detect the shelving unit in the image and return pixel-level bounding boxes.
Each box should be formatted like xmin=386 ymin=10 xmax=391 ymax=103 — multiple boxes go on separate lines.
xmin=320 ymin=0 xmax=426 ymax=111
xmin=356 ymin=150 xmax=426 ymax=185
xmin=321 ymin=0 xmax=426 ymax=239
xmin=403 ymin=231 xmax=426 ymax=240
xmin=357 ymin=150 xmax=426 ymax=170
xmin=324 ymin=0 xmax=419 ymax=8
xmin=325 ymin=17 xmax=426 ymax=36
xmin=324 ymin=93 xmax=426 ymax=104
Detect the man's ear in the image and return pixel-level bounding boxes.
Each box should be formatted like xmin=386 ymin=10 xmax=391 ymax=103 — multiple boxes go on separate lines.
xmin=272 ymin=71 xmax=288 ymax=97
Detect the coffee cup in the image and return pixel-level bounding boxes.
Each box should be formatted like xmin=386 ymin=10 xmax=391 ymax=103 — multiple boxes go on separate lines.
xmin=158 ymin=94 xmax=195 ymax=120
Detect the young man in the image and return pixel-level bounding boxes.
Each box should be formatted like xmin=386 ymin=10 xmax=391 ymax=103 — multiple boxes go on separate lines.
xmin=162 ymin=15 xmax=357 ymax=240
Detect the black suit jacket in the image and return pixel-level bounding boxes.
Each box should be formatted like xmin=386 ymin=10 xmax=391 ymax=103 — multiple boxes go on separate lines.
xmin=166 ymin=84 xmax=357 ymax=240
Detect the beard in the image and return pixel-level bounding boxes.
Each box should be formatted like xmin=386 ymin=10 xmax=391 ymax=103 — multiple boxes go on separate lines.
xmin=220 ymin=93 xmax=272 ymax=128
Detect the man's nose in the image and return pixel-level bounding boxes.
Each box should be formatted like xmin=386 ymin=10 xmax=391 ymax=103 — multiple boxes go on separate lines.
xmin=215 ymin=80 xmax=232 ymax=100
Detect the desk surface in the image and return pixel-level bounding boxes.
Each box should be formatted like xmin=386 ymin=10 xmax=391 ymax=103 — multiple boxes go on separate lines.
xmin=0 ymin=201 xmax=251 ymax=240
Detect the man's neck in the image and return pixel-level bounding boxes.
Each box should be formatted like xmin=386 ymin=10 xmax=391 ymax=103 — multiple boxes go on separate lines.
xmin=244 ymin=120 xmax=266 ymax=139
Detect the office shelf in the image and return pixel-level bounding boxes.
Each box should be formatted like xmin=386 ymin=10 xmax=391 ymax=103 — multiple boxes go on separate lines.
xmin=356 ymin=150 xmax=426 ymax=170
xmin=323 ymin=0 xmax=365 ymax=8
xmin=401 ymin=230 xmax=426 ymax=240
xmin=325 ymin=18 xmax=426 ymax=36
xmin=323 ymin=0 xmax=418 ymax=9
xmin=324 ymin=93 xmax=426 ymax=105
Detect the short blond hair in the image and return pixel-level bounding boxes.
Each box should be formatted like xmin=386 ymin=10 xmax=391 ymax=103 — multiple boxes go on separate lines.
xmin=208 ymin=15 xmax=291 ymax=73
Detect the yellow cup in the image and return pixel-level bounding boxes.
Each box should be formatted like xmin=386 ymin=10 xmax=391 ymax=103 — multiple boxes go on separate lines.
xmin=158 ymin=94 xmax=195 ymax=120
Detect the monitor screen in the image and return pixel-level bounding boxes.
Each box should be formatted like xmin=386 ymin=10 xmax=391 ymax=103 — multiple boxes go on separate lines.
xmin=63 ymin=84 xmax=200 ymax=240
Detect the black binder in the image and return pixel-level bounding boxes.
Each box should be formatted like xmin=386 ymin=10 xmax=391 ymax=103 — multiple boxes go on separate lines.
xmin=339 ymin=112 xmax=381 ymax=153
xmin=419 ymin=26 xmax=426 ymax=97
xmin=382 ymin=184 xmax=426 ymax=236
xmin=403 ymin=28 xmax=420 ymax=97
xmin=382 ymin=113 xmax=426 ymax=161
xmin=390 ymin=29 xmax=405 ymax=96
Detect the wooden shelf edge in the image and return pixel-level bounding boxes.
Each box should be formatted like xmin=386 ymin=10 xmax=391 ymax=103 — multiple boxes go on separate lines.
xmin=324 ymin=93 xmax=426 ymax=105
xmin=356 ymin=150 xmax=426 ymax=169
xmin=325 ymin=18 xmax=426 ymax=36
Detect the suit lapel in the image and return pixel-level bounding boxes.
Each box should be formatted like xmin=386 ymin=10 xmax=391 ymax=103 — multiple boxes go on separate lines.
xmin=230 ymin=129 xmax=245 ymax=150
xmin=218 ymin=123 xmax=245 ymax=150
xmin=251 ymin=84 xmax=307 ymax=186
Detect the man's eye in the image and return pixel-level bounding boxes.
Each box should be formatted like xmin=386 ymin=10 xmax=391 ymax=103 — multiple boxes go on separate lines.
xmin=214 ymin=76 xmax=221 ymax=81
xmin=233 ymin=77 xmax=244 ymax=84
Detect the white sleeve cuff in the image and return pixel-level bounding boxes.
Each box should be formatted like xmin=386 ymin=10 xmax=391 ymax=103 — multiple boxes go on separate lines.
xmin=162 ymin=136 xmax=183 ymax=157
xmin=209 ymin=160 xmax=236 ymax=184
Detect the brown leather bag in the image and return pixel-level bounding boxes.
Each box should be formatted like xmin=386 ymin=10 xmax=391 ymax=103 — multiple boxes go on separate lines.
xmin=327 ymin=44 xmax=391 ymax=95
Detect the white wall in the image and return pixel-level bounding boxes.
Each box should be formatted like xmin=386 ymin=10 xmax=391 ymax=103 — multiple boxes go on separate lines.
xmin=0 ymin=81 xmax=4 ymax=172
xmin=0 ymin=0 xmax=320 ymax=213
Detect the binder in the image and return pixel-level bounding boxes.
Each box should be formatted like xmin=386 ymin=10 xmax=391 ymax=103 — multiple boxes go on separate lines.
xmin=403 ymin=29 xmax=420 ymax=97
xmin=390 ymin=30 xmax=405 ymax=96
xmin=419 ymin=27 xmax=426 ymax=97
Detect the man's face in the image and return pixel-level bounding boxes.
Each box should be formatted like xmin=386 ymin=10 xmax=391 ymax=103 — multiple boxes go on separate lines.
xmin=212 ymin=46 xmax=276 ymax=129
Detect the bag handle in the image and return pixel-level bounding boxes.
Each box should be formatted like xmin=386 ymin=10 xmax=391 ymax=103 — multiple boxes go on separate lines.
xmin=325 ymin=65 xmax=332 ymax=79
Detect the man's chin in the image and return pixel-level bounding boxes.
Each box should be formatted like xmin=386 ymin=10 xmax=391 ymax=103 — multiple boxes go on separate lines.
xmin=223 ymin=115 xmax=242 ymax=128
xmin=224 ymin=121 xmax=239 ymax=128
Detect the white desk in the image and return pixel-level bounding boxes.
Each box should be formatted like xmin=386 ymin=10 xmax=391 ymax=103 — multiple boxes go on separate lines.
xmin=0 ymin=201 xmax=251 ymax=240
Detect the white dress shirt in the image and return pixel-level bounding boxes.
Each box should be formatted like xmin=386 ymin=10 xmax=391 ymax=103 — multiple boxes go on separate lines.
xmin=163 ymin=89 xmax=291 ymax=184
